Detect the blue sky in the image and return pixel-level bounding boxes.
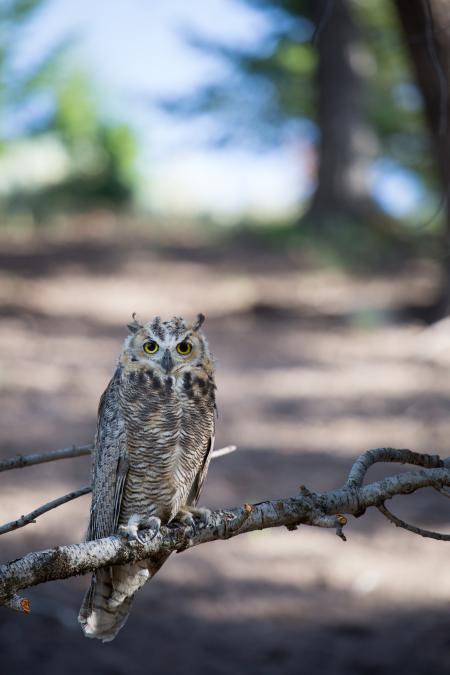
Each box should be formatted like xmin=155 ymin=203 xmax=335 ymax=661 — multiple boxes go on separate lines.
xmin=13 ymin=0 xmax=423 ymax=219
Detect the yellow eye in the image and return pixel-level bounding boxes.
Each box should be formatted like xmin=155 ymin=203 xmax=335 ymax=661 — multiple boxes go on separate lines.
xmin=177 ymin=341 xmax=192 ymax=355
xmin=143 ymin=340 xmax=159 ymax=355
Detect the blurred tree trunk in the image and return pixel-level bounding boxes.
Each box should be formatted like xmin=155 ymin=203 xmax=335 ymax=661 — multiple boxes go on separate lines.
xmin=304 ymin=0 xmax=376 ymax=228
xmin=394 ymin=0 xmax=450 ymax=319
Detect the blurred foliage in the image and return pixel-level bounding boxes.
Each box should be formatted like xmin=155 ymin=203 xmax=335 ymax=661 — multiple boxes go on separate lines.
xmin=0 ymin=0 xmax=69 ymax=146
xmin=0 ymin=0 xmax=138 ymax=221
xmin=39 ymin=71 xmax=138 ymax=217
xmin=164 ymin=2 xmax=317 ymax=145
xmin=166 ymin=0 xmax=437 ymax=232
xmin=354 ymin=0 xmax=436 ymax=191
xmin=234 ymin=212 xmax=425 ymax=271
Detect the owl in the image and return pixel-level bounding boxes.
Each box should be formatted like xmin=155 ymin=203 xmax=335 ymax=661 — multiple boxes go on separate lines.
xmin=78 ymin=314 xmax=216 ymax=641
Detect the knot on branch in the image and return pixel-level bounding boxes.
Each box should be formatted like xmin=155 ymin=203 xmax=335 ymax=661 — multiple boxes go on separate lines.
xmin=295 ymin=486 xmax=348 ymax=540
xmin=220 ymin=505 xmax=253 ymax=540
xmin=308 ymin=512 xmax=348 ymax=541
xmin=4 ymin=594 xmax=30 ymax=614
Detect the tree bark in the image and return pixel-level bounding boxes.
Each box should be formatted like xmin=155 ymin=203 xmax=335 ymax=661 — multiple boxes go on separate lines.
xmin=394 ymin=0 xmax=450 ymax=201
xmin=305 ymin=0 xmax=376 ymax=227
xmin=394 ymin=0 xmax=450 ymax=318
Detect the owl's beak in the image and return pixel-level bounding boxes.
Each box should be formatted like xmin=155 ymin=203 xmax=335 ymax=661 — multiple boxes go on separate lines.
xmin=161 ymin=349 xmax=174 ymax=373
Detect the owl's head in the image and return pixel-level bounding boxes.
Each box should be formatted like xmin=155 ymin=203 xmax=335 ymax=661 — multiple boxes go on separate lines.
xmin=121 ymin=313 xmax=213 ymax=376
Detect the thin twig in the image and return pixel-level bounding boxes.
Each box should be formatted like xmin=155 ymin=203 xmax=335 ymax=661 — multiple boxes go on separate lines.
xmin=377 ymin=502 xmax=450 ymax=541
xmin=434 ymin=486 xmax=450 ymax=500
xmin=210 ymin=444 xmax=237 ymax=458
xmin=0 ymin=445 xmax=93 ymax=473
xmin=0 ymin=486 xmax=91 ymax=536
xmin=0 ymin=444 xmax=237 ymax=474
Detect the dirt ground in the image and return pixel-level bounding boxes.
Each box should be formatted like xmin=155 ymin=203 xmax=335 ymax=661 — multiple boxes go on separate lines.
xmin=2 ymin=224 xmax=450 ymax=675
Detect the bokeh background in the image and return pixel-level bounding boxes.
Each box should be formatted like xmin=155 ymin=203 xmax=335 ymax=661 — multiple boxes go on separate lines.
xmin=1 ymin=1 xmax=450 ymax=673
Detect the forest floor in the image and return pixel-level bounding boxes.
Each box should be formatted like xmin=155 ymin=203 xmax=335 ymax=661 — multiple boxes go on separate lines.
xmin=1 ymin=221 xmax=450 ymax=674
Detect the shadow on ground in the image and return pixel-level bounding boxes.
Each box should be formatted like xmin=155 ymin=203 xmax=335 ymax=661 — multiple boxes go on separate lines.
xmin=1 ymin=227 xmax=450 ymax=674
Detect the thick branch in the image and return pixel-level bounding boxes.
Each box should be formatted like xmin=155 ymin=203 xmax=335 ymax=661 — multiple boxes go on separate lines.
xmin=0 ymin=444 xmax=236 ymax=473
xmin=2 ymin=457 xmax=450 ymax=608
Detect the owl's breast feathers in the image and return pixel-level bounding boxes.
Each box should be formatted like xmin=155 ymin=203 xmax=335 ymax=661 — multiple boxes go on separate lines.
xmin=117 ymin=358 xmax=216 ymax=524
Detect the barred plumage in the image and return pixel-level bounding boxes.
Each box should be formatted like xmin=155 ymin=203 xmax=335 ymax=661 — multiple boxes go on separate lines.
xmin=78 ymin=314 xmax=216 ymax=641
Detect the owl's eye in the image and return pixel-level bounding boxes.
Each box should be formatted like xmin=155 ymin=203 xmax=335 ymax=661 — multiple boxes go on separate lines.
xmin=143 ymin=340 xmax=159 ymax=355
xmin=176 ymin=341 xmax=192 ymax=355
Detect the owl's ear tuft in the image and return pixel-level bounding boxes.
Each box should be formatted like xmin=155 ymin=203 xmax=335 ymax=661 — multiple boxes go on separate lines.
xmin=193 ymin=313 xmax=205 ymax=331
xmin=127 ymin=312 xmax=143 ymax=334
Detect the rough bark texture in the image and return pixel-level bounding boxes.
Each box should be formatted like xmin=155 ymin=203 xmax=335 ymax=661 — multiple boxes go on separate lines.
xmin=306 ymin=0 xmax=376 ymax=226
xmin=394 ymin=0 xmax=450 ymax=317
xmin=1 ymin=447 xmax=450 ymax=612
xmin=394 ymin=0 xmax=450 ymax=197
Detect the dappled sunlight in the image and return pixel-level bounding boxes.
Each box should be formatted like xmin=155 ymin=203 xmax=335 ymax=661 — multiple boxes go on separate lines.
xmin=1 ymin=230 xmax=450 ymax=673
xmin=164 ymin=527 xmax=450 ymax=618
xmin=1 ymin=0 xmax=449 ymax=668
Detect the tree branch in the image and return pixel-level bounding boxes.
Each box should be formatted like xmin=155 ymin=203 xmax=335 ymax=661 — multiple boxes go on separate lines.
xmin=1 ymin=448 xmax=450 ymax=611
xmin=346 ymin=447 xmax=444 ymax=487
xmin=0 ymin=445 xmax=93 ymax=472
xmin=0 ymin=487 xmax=91 ymax=536
xmin=376 ymin=502 xmax=450 ymax=541
xmin=0 ymin=444 xmax=237 ymax=473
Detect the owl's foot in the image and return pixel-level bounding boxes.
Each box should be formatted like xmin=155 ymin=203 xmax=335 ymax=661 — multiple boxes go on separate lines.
xmin=119 ymin=514 xmax=161 ymax=544
xmin=187 ymin=505 xmax=212 ymax=525
xmin=173 ymin=506 xmax=212 ymax=535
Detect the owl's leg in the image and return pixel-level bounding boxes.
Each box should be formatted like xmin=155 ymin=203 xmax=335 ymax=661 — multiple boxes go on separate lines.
xmin=118 ymin=514 xmax=161 ymax=544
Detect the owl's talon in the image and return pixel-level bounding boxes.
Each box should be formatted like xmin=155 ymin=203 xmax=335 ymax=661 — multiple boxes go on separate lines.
xmin=119 ymin=514 xmax=161 ymax=544
xmin=142 ymin=515 xmax=161 ymax=538
xmin=182 ymin=525 xmax=195 ymax=546
xmin=172 ymin=510 xmax=198 ymax=535
xmin=174 ymin=506 xmax=211 ymax=530
xmin=195 ymin=507 xmax=212 ymax=525
xmin=185 ymin=515 xmax=197 ymax=535
xmin=118 ymin=523 xmax=139 ymax=543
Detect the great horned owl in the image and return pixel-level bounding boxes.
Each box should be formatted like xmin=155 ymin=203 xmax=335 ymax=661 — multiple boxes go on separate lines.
xmin=78 ymin=314 xmax=216 ymax=641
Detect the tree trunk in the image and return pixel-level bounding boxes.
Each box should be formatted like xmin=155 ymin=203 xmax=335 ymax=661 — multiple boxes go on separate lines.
xmin=394 ymin=0 xmax=450 ymax=319
xmin=304 ymin=0 xmax=376 ymax=228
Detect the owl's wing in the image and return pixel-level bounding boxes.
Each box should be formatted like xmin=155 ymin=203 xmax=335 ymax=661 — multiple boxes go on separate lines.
xmin=187 ymin=433 xmax=215 ymax=507
xmin=87 ymin=368 xmax=128 ymax=541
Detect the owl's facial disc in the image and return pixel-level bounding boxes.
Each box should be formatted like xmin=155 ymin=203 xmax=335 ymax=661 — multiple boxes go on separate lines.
xmin=133 ymin=334 xmax=196 ymax=373
xmin=125 ymin=317 xmax=206 ymax=375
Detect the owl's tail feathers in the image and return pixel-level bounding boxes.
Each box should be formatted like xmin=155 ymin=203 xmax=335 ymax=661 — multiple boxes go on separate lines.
xmin=78 ymin=562 xmax=150 ymax=642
